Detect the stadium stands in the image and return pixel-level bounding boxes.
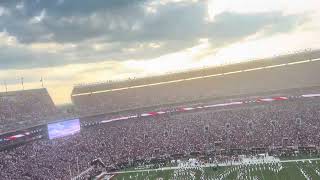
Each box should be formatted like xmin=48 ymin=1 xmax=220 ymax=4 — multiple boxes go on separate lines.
xmin=0 ymin=88 xmax=57 ymax=134
xmin=71 ymin=50 xmax=320 ymax=116
xmin=72 ymin=50 xmax=320 ymax=94
xmin=1 ymin=87 xmax=320 ymax=179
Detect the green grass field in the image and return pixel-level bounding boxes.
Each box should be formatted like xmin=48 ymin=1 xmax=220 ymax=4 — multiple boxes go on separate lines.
xmin=110 ymin=159 xmax=320 ymax=180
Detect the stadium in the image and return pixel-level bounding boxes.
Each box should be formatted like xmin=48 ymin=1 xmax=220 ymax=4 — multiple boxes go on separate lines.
xmin=1 ymin=50 xmax=320 ymax=179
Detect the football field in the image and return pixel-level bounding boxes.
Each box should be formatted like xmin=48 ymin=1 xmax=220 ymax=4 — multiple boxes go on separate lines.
xmin=110 ymin=158 xmax=320 ymax=180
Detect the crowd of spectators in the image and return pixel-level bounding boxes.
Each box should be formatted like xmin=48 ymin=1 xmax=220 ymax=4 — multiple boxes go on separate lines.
xmin=0 ymin=95 xmax=320 ymax=179
xmin=0 ymin=89 xmax=57 ymax=134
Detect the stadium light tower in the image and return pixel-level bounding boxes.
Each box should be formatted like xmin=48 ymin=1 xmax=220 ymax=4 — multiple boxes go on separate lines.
xmin=20 ymin=77 xmax=24 ymax=90
xmin=3 ymin=80 xmax=7 ymax=93
xmin=40 ymin=77 xmax=44 ymax=88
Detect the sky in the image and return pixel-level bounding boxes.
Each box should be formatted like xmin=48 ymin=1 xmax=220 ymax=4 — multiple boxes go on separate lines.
xmin=0 ymin=0 xmax=319 ymax=105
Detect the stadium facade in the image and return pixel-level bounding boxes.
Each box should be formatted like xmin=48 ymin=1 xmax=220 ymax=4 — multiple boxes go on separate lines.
xmin=71 ymin=50 xmax=320 ymax=115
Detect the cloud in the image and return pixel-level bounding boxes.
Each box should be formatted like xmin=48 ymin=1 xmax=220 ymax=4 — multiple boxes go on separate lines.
xmin=29 ymin=9 xmax=46 ymax=24
xmin=206 ymin=12 xmax=305 ymax=46
xmin=0 ymin=0 xmax=306 ymax=70
xmin=0 ymin=6 xmax=10 ymax=16
xmin=207 ymin=0 xmax=319 ymax=20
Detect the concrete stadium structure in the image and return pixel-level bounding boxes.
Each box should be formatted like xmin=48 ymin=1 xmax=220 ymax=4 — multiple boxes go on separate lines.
xmin=71 ymin=50 xmax=320 ymax=115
